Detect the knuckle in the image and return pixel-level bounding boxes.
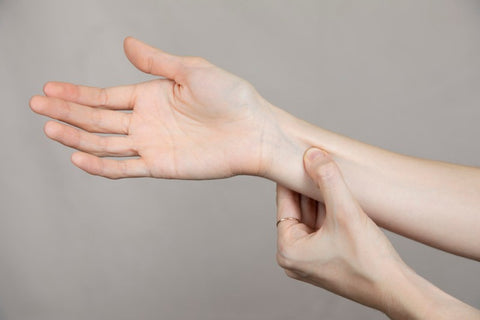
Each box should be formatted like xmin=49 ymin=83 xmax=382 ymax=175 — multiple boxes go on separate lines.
xmin=119 ymin=161 xmax=128 ymax=176
xmin=121 ymin=114 xmax=131 ymax=135
xmin=146 ymin=55 xmax=155 ymax=74
xmin=284 ymin=270 xmax=300 ymax=280
xmin=91 ymin=110 xmax=104 ymax=130
xmin=276 ymin=243 xmax=296 ymax=269
xmin=276 ymin=252 xmax=291 ymax=269
xmin=60 ymin=99 xmax=72 ymax=119
xmin=70 ymin=128 xmax=82 ymax=149
xmin=232 ymin=81 xmax=257 ymax=103
xmin=276 ymin=240 xmax=288 ymax=257
xmin=99 ymin=88 xmax=109 ymax=107
xmin=97 ymin=136 xmax=109 ymax=153
xmin=70 ymin=84 xmax=80 ymax=100
xmin=99 ymin=164 xmax=120 ymax=180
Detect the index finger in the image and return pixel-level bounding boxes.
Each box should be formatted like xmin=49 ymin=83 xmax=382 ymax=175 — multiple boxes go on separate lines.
xmin=43 ymin=82 xmax=137 ymax=110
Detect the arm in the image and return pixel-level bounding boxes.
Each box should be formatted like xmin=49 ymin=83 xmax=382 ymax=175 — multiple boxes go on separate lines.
xmin=265 ymin=106 xmax=480 ymax=260
xmin=30 ymin=37 xmax=480 ymax=259
xmin=275 ymin=148 xmax=480 ymax=319
xmin=386 ymin=264 xmax=480 ymax=319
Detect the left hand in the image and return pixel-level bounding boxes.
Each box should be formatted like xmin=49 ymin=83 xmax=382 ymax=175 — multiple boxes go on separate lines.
xmin=30 ymin=37 xmax=276 ymax=179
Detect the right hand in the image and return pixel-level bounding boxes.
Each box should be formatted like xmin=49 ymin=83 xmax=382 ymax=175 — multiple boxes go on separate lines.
xmin=276 ymin=147 xmax=480 ymax=319
xmin=30 ymin=37 xmax=276 ymax=179
xmin=276 ymin=147 xmax=409 ymax=315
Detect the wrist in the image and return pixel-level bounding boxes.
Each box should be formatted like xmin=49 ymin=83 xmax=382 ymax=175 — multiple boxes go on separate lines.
xmin=228 ymin=97 xmax=282 ymax=177
xmin=259 ymin=104 xmax=343 ymax=200
xmin=259 ymin=104 xmax=309 ymax=180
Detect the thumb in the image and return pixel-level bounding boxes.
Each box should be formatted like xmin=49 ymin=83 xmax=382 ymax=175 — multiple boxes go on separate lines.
xmin=303 ymin=148 xmax=359 ymax=217
xmin=123 ymin=37 xmax=184 ymax=81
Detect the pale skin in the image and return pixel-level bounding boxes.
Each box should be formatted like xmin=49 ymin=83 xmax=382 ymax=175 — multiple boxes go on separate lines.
xmin=30 ymin=37 xmax=480 ymax=318
xmin=277 ymin=148 xmax=480 ymax=319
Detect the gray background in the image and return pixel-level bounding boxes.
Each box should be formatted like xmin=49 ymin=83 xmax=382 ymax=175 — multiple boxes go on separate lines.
xmin=0 ymin=0 xmax=479 ymax=319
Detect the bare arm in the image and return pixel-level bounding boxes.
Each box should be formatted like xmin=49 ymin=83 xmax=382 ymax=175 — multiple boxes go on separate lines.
xmin=265 ymin=106 xmax=480 ymax=260
xmin=30 ymin=37 xmax=480 ymax=260
xmin=275 ymin=148 xmax=480 ymax=319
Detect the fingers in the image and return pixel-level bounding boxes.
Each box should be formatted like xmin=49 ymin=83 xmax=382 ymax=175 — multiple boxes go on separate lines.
xmin=43 ymin=81 xmax=137 ymax=110
xmin=276 ymin=184 xmax=301 ymax=226
xmin=71 ymin=152 xmax=149 ymax=179
xmin=30 ymin=96 xmax=130 ymax=134
xmin=44 ymin=121 xmax=136 ymax=157
xmin=276 ymin=184 xmax=309 ymax=240
xmin=123 ymin=37 xmax=184 ymax=82
xmin=303 ymin=148 xmax=359 ymax=218
xmin=300 ymin=195 xmax=317 ymax=230
xmin=315 ymin=203 xmax=327 ymax=229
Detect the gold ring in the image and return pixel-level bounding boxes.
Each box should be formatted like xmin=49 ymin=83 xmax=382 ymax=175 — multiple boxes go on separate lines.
xmin=276 ymin=217 xmax=300 ymax=227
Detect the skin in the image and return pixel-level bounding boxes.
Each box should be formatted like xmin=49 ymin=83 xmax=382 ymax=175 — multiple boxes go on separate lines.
xmin=30 ymin=37 xmax=480 ymax=317
xmin=276 ymin=148 xmax=480 ymax=319
xmin=31 ymin=38 xmax=274 ymax=179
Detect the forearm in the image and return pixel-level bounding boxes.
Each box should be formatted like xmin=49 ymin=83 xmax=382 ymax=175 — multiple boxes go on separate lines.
xmin=381 ymin=264 xmax=480 ymax=319
xmin=262 ymin=104 xmax=480 ymax=259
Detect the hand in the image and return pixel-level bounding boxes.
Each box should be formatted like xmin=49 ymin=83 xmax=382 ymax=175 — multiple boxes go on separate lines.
xmin=276 ymin=147 xmax=480 ymax=319
xmin=275 ymin=147 xmax=408 ymax=315
xmin=30 ymin=37 xmax=275 ymax=179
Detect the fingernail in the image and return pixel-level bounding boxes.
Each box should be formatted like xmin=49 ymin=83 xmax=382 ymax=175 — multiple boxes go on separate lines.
xmin=305 ymin=148 xmax=326 ymax=163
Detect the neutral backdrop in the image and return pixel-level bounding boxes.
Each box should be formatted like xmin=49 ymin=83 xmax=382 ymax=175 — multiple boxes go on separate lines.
xmin=0 ymin=1 xmax=479 ymax=319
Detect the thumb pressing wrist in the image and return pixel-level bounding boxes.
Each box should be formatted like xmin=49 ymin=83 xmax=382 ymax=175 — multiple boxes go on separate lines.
xmin=303 ymin=147 xmax=356 ymax=211
xmin=303 ymin=147 xmax=340 ymax=191
xmin=304 ymin=147 xmax=331 ymax=175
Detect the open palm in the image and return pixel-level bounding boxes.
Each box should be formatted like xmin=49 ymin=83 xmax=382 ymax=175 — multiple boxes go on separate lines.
xmin=30 ymin=37 xmax=274 ymax=179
